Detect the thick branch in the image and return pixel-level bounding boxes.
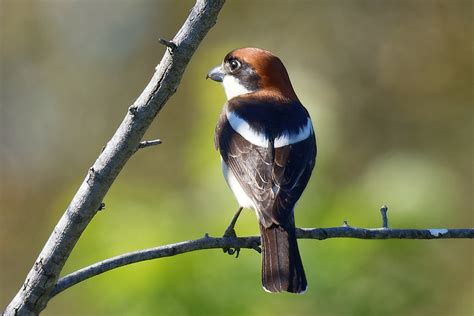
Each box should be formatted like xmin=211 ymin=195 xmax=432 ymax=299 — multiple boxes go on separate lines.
xmin=4 ymin=1 xmax=226 ymax=315
xmin=51 ymin=226 xmax=473 ymax=298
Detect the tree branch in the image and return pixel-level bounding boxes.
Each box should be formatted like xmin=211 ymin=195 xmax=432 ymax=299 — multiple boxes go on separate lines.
xmin=4 ymin=1 xmax=226 ymax=315
xmin=50 ymin=225 xmax=474 ymax=298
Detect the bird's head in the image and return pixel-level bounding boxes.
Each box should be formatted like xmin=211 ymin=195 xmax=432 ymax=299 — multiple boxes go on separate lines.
xmin=207 ymin=47 xmax=298 ymax=101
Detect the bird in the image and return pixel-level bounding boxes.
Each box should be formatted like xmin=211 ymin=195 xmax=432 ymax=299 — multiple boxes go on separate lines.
xmin=207 ymin=47 xmax=316 ymax=294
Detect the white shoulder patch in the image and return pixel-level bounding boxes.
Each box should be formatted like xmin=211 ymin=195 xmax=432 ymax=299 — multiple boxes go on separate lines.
xmin=274 ymin=118 xmax=313 ymax=147
xmin=226 ymin=110 xmax=313 ymax=148
xmin=226 ymin=110 xmax=268 ymax=147
xmin=222 ymin=76 xmax=252 ymax=100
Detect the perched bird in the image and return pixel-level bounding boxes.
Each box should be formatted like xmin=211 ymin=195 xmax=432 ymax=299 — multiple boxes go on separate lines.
xmin=207 ymin=48 xmax=316 ymax=294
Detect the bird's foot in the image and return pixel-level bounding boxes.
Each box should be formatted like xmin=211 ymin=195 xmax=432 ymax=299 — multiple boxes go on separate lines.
xmin=222 ymin=226 xmax=240 ymax=258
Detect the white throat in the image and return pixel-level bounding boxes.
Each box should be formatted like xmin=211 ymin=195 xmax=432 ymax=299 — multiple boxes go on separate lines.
xmin=222 ymin=76 xmax=253 ymax=100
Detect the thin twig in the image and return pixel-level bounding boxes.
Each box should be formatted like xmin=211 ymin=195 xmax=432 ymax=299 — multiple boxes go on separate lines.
xmin=159 ymin=38 xmax=178 ymax=52
xmin=138 ymin=139 xmax=162 ymax=149
xmin=50 ymin=225 xmax=474 ymax=298
xmin=380 ymin=205 xmax=389 ymax=228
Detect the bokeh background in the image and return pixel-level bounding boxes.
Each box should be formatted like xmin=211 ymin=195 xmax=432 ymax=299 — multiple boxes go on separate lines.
xmin=1 ymin=0 xmax=473 ymax=315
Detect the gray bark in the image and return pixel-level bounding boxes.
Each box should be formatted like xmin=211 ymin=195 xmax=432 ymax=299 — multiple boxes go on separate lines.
xmin=3 ymin=1 xmax=226 ymax=315
xmin=50 ymin=226 xmax=473 ymax=298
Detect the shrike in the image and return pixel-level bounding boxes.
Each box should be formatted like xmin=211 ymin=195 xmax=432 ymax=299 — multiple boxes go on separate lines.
xmin=207 ymin=47 xmax=316 ymax=294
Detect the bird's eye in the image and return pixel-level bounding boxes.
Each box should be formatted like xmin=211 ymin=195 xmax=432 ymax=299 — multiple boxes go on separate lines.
xmin=229 ymin=59 xmax=241 ymax=72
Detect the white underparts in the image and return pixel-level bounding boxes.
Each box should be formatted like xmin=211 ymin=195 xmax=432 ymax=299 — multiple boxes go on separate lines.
xmin=221 ymin=159 xmax=256 ymax=210
xmin=221 ymin=159 xmax=263 ymax=222
xmin=226 ymin=110 xmax=313 ymax=148
xmin=222 ymin=75 xmax=253 ymax=100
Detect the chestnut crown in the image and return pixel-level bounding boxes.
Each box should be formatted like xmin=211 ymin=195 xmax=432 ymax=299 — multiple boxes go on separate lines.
xmin=208 ymin=47 xmax=298 ymax=101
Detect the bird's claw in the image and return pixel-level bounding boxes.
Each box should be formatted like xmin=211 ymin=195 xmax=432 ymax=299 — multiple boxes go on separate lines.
xmin=222 ymin=227 xmax=240 ymax=258
xmin=223 ymin=247 xmax=240 ymax=258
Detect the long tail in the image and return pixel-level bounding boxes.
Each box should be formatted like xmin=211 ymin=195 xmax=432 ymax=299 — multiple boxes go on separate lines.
xmin=259 ymin=223 xmax=307 ymax=294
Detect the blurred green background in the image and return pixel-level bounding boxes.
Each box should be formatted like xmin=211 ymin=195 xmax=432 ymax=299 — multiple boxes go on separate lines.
xmin=1 ymin=0 xmax=473 ymax=315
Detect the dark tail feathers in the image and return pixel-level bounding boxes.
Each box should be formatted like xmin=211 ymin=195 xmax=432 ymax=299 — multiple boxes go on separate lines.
xmin=260 ymin=223 xmax=307 ymax=294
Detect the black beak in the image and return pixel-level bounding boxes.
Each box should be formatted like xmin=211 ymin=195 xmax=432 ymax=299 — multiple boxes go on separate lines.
xmin=206 ymin=65 xmax=224 ymax=82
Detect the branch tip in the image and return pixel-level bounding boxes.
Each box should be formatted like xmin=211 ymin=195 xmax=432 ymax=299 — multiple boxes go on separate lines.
xmin=159 ymin=38 xmax=177 ymax=52
xmin=138 ymin=139 xmax=162 ymax=149
xmin=380 ymin=205 xmax=389 ymax=228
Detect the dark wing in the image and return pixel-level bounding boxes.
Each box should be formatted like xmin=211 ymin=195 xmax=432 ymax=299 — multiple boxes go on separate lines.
xmin=216 ymin=110 xmax=316 ymax=228
xmin=270 ymin=134 xmax=316 ymax=227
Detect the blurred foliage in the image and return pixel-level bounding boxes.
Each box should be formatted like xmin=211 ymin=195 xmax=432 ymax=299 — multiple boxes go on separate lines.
xmin=1 ymin=0 xmax=473 ymax=315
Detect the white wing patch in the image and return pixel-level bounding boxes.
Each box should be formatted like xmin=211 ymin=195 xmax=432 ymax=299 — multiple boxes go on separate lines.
xmin=226 ymin=110 xmax=313 ymax=148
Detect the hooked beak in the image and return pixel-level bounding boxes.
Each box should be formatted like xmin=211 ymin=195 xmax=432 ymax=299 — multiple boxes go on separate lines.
xmin=206 ymin=65 xmax=225 ymax=82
